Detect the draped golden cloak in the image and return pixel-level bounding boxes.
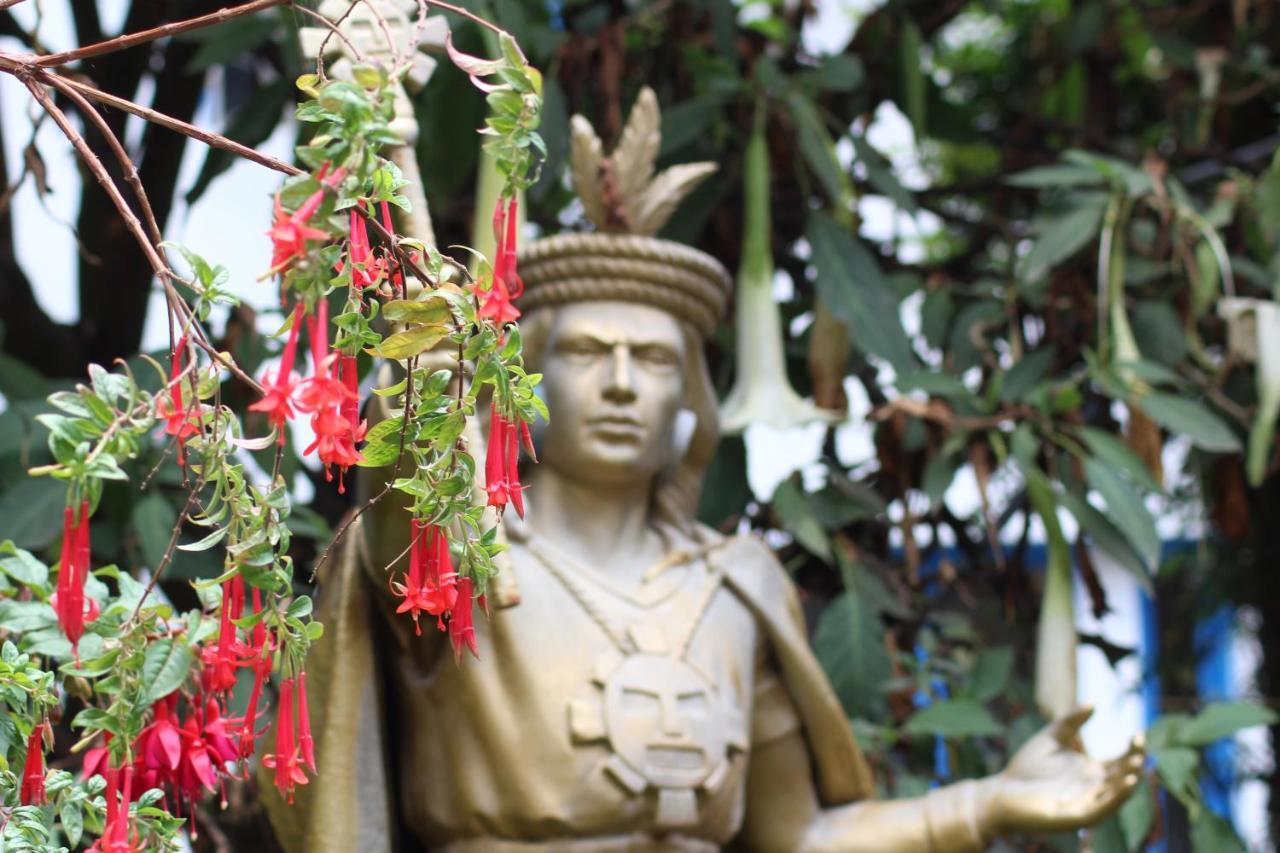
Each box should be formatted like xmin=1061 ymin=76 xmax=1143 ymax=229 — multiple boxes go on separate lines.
xmin=260 ymin=521 xmax=873 ymax=851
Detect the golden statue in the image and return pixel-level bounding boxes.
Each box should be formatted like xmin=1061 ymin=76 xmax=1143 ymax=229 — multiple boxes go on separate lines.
xmin=265 ymin=13 xmax=1143 ymax=847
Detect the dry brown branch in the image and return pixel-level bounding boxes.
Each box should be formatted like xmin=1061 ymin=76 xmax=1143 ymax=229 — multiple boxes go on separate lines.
xmin=53 ymin=74 xmax=301 ymax=177
xmin=34 ymin=0 xmax=292 ymax=68
xmin=46 ymin=75 xmax=164 ymax=246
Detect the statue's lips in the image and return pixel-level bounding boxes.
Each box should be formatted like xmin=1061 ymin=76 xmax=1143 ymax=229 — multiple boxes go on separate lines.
xmin=586 ymin=416 xmax=644 ymax=439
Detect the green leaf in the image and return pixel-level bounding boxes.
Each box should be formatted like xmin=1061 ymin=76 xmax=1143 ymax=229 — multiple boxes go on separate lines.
xmin=0 ymin=353 xmax=49 ymax=400
xmin=963 ymin=646 xmax=1014 ymax=701
xmin=1005 ymin=162 xmax=1105 ymax=189
xmin=1190 ymin=812 xmax=1246 ymax=852
xmin=899 ymin=18 xmax=926 ymax=137
xmin=0 ymin=477 xmax=66 ymax=550
xmin=798 ymin=54 xmax=864 ymax=93
xmin=1118 ymin=776 xmax=1154 ymax=851
xmin=1077 ymin=427 xmax=1163 ymax=493
xmin=0 ymin=542 xmax=48 ymax=589
xmin=1137 ymin=392 xmax=1241 ymax=452
xmin=1001 ymin=346 xmax=1056 ymax=402
xmin=1152 ymin=746 xmax=1199 ymax=809
xmin=1018 ymin=192 xmax=1108 ymax=281
xmin=133 ymin=493 xmax=178 ymax=570
xmin=60 ymin=798 xmax=84 ymax=846
xmin=903 ymin=698 xmax=1003 ymax=739
xmin=368 ymin=324 xmax=451 ymax=359
xmin=1177 ymin=701 xmax=1278 ymax=746
xmin=1057 ymin=488 xmax=1152 ymax=591
xmin=851 ymin=136 xmax=917 ymax=213
xmin=813 ymin=581 xmax=890 ymax=722
xmin=806 ymin=213 xmax=916 ymax=373
xmin=177 ymin=526 xmax=227 ymax=553
xmin=771 ymin=479 xmax=831 ymax=561
xmin=1083 ymin=458 xmax=1160 ymax=570
xmin=787 ymin=92 xmax=846 ymax=204
xmin=140 ymin=639 xmax=193 ymax=706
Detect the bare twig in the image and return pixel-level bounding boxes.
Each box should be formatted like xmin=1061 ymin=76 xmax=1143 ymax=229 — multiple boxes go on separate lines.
xmin=23 ymin=79 xmax=169 ymax=279
xmin=46 ymin=75 xmax=164 ymax=245
xmin=51 ymin=74 xmax=300 ymax=177
xmin=129 ymin=482 xmax=205 ymax=623
xmin=34 ymin=0 xmax=292 ymax=69
xmin=294 ymin=1 xmax=364 ymax=75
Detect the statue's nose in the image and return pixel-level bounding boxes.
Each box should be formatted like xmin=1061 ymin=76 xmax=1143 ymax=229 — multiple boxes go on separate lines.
xmin=603 ymin=344 xmax=637 ymax=403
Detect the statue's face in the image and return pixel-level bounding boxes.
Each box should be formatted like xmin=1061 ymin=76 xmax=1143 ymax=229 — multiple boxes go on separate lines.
xmin=539 ymin=301 xmax=686 ymax=486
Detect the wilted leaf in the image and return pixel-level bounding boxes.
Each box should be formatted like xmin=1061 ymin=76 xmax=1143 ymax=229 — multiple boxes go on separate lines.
xmin=368 ymin=324 xmax=451 ymax=359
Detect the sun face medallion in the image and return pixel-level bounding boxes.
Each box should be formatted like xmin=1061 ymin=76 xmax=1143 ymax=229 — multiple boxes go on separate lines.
xmin=567 ymin=626 xmax=748 ymax=829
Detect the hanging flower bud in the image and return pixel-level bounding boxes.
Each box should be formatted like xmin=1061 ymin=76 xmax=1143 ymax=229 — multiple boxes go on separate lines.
xmin=297 ymin=672 xmax=316 ymax=773
xmin=19 ymin=721 xmax=48 ymax=805
xmin=449 ymin=577 xmax=479 ymax=663
xmin=485 ymin=403 xmax=526 ymax=517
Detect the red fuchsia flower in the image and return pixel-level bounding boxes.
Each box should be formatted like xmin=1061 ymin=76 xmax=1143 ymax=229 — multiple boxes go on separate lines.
xmin=238 ymin=646 xmax=272 ymax=763
xmin=475 ymin=197 xmax=523 ymax=326
xmin=296 ymin=299 xmax=364 ymax=492
xmin=339 ymin=355 xmax=368 ymax=444
xmin=90 ymin=764 xmax=138 ymax=853
xmin=305 ymin=408 xmax=363 ymax=494
xmin=19 ymin=721 xmax=48 ymax=805
xmin=201 ymin=699 xmax=241 ymax=769
xmin=296 ymin=672 xmax=316 ymax=773
xmin=201 ymin=575 xmax=251 ymax=695
xmin=265 ymin=167 xmax=346 ymax=277
xmin=335 ymin=207 xmax=386 ymax=297
xmin=82 ymin=733 xmax=112 ymax=782
xmin=250 ymin=307 xmax=304 ymax=443
xmin=135 ymin=694 xmax=183 ymax=778
xmin=379 ymin=201 xmax=405 ymax=299
xmin=156 ymin=336 xmax=200 ymax=461
xmin=175 ymin=710 xmax=220 ymax=800
xmin=54 ymin=500 xmax=92 ymax=655
xmin=262 ymin=676 xmax=309 ymax=804
xmin=449 ymin=576 xmax=479 ymax=663
xmin=391 ymin=520 xmax=458 ymax=636
xmin=485 ymin=403 xmax=526 ymax=518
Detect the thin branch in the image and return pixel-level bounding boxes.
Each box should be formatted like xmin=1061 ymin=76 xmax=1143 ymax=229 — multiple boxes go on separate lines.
xmin=294 ymin=1 xmax=363 ymax=76
xmin=23 ymin=78 xmax=169 ymax=279
xmin=46 ymin=74 xmax=163 ymax=245
xmin=34 ymin=0 xmax=292 ymax=69
xmin=51 ymin=73 xmax=300 ymax=177
xmin=129 ymin=482 xmax=204 ymax=623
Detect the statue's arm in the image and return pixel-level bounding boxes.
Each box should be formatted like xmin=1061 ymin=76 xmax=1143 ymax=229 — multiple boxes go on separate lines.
xmin=741 ymin=724 xmax=990 ymax=853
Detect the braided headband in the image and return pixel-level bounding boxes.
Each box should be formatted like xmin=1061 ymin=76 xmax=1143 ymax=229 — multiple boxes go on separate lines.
xmin=517 ymin=233 xmax=732 ymax=338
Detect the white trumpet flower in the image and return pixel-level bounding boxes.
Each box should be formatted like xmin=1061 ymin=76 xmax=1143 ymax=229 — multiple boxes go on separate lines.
xmin=1219 ymin=297 xmax=1280 ymax=485
xmin=720 ymin=119 xmax=840 ymax=434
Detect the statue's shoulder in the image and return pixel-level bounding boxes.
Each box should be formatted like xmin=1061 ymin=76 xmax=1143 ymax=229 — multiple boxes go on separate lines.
xmin=695 ymin=525 xmax=800 ymax=618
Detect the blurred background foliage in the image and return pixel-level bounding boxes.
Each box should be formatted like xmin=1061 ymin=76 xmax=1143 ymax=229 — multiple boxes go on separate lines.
xmin=2 ymin=0 xmax=1280 ymax=849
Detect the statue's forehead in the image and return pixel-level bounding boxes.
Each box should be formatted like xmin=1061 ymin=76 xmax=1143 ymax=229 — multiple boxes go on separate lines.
xmin=548 ymin=301 xmax=685 ymax=349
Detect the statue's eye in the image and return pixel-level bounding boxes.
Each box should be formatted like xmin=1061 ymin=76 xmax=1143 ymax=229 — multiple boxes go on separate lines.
xmin=558 ymin=339 xmax=606 ymax=358
xmin=635 ymin=347 xmax=679 ymax=368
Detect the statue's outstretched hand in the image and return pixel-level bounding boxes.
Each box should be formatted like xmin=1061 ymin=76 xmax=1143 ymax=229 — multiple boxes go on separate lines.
xmin=982 ymin=706 xmax=1145 ymax=835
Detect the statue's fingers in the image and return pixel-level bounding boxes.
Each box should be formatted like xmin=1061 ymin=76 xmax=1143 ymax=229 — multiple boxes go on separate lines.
xmin=1052 ymin=705 xmax=1095 ymax=747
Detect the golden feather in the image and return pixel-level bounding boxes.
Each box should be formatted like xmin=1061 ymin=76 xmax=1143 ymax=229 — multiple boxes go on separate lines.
xmin=611 ymin=87 xmax=661 ymax=217
xmin=631 ymin=163 xmax=718 ymax=236
xmin=569 ymin=115 xmax=607 ymax=229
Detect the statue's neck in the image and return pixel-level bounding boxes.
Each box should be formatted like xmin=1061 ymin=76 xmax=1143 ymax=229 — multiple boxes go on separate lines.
xmin=523 ymin=466 xmax=666 ymax=587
